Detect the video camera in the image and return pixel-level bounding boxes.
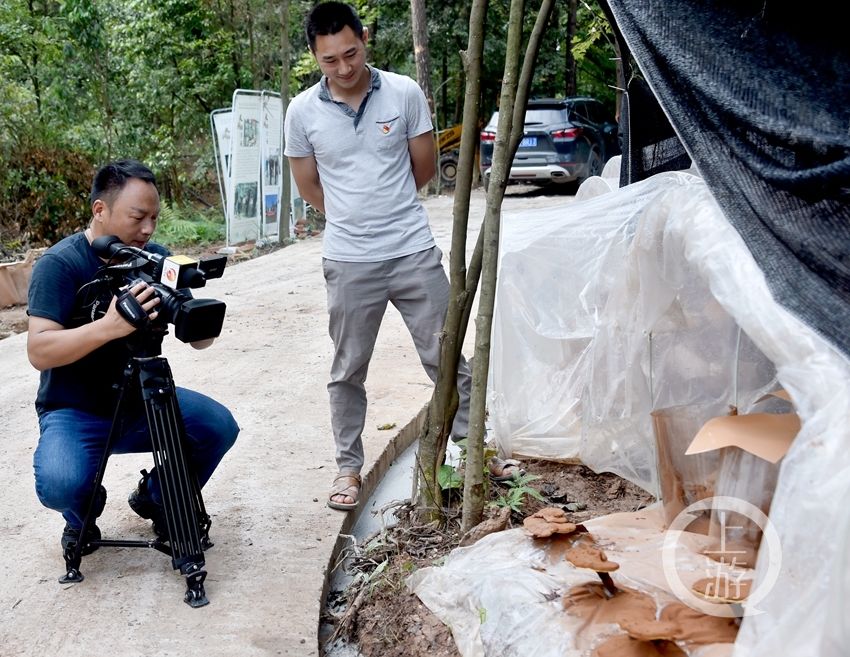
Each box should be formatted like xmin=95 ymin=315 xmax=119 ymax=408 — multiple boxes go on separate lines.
xmin=88 ymin=235 xmax=228 ymax=343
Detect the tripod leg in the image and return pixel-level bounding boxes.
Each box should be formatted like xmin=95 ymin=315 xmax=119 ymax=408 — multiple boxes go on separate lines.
xmin=60 ymin=361 xmax=137 ymax=584
xmin=183 ymin=563 xmax=209 ymax=608
xmin=139 ymin=357 xmax=210 ymax=607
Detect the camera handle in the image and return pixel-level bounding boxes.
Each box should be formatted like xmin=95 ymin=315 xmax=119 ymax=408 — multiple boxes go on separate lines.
xmin=59 ymin=355 xmax=213 ymax=608
xmin=115 ymin=288 xmax=151 ymax=329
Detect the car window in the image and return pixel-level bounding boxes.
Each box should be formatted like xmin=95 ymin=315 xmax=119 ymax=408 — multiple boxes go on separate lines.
xmin=486 ymin=107 xmax=565 ymax=130
xmin=486 ymin=100 xmax=611 ymax=131
xmin=571 ymin=101 xmax=591 ymax=123
xmin=585 ymin=100 xmax=614 ymax=125
xmin=524 ymin=108 xmax=565 ymax=125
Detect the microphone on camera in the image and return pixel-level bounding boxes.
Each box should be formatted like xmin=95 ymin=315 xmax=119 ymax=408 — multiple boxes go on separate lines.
xmin=91 ymin=234 xmax=210 ymax=289
xmin=91 ymin=235 xmax=160 ymax=265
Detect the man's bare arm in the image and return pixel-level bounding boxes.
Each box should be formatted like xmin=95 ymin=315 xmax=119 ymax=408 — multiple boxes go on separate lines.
xmin=27 ymin=282 xmax=159 ymax=371
xmin=408 ymin=131 xmax=436 ymax=190
xmin=288 ymin=155 xmax=325 ymax=214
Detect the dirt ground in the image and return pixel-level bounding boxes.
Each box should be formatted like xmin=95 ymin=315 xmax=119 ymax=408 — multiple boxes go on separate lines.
xmin=0 ymin=304 xmax=28 ymax=339
xmin=330 ymin=460 xmax=652 ymax=657
xmin=1 ymin=186 xmax=587 ymax=657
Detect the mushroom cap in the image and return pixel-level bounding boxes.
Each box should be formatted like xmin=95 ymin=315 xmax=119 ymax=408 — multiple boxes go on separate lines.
xmin=564 ymin=543 xmax=620 ymax=572
xmin=593 ymin=634 xmax=687 ymax=657
xmin=619 ymin=618 xmax=682 ymax=641
xmin=522 ymin=515 xmax=578 ymax=538
xmin=660 ymin=602 xmax=740 ymax=645
xmin=534 ymin=507 xmax=569 ymax=523
xmin=522 ymin=507 xmax=577 ymax=538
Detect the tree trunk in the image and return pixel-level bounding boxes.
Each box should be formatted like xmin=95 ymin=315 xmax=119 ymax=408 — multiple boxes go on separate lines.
xmin=410 ymin=0 xmax=434 ymax=112
xmin=460 ymin=0 xmax=555 ymax=532
xmin=441 ymin=50 xmax=448 ymax=129
xmin=565 ymin=0 xmax=578 ymax=96
xmin=415 ymin=0 xmax=488 ymax=522
xmin=229 ymin=0 xmax=242 ymax=87
xmin=598 ymin=0 xmax=630 ymax=122
xmin=247 ymin=1 xmax=259 ymax=88
xmin=25 ymin=0 xmax=42 ymax=120
xmin=279 ymin=0 xmax=292 ymax=239
xmin=410 ymin=0 xmax=438 ymax=195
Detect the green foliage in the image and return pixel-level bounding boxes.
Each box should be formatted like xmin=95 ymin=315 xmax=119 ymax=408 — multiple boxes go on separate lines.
xmin=0 ymin=0 xmax=620 ymax=245
xmin=0 ymin=143 xmax=93 ymax=244
xmin=438 ymin=438 xmax=500 ymax=496
xmin=154 ymin=204 xmax=225 ymax=249
xmin=344 ymin=556 xmax=392 ymax=599
xmin=452 ymin=437 xmax=498 ymax=463
xmin=438 ymin=464 xmax=464 ymax=491
xmin=489 ymin=472 xmax=545 ymax=513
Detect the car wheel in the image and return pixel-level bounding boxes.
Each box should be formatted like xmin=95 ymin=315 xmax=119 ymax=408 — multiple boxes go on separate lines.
xmin=579 ymin=148 xmax=603 ymax=184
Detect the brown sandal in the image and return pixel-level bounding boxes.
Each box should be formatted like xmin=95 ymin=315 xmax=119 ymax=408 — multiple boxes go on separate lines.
xmin=488 ymin=456 xmax=526 ymax=482
xmin=328 ymin=473 xmax=361 ymax=511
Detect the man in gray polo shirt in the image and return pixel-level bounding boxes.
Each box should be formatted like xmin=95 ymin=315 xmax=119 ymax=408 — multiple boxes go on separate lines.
xmin=284 ymin=1 xmax=472 ymax=511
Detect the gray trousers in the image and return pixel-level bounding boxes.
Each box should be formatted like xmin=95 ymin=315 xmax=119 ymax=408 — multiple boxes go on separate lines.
xmin=323 ymin=247 xmax=472 ymax=474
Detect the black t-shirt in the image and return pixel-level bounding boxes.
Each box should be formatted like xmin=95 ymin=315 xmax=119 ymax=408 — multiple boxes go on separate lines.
xmin=28 ymin=232 xmax=170 ymax=417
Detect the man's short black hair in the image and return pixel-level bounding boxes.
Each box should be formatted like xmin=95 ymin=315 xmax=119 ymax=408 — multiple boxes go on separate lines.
xmin=90 ymin=159 xmax=157 ymax=208
xmin=306 ymin=2 xmax=363 ymax=52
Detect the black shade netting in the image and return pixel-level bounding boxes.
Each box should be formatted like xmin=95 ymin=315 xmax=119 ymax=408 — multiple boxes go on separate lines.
xmin=619 ymin=76 xmax=692 ymax=187
xmin=605 ymin=0 xmax=850 ymax=359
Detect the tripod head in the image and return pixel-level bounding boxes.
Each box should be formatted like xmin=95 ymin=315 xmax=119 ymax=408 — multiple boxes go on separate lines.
xmin=124 ymin=323 xmax=168 ymax=359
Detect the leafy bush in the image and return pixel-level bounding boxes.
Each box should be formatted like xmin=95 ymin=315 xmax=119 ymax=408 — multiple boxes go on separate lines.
xmin=490 ymin=473 xmax=545 ymax=513
xmin=0 ymin=145 xmax=93 ymax=246
xmin=154 ymin=203 xmax=225 ymax=249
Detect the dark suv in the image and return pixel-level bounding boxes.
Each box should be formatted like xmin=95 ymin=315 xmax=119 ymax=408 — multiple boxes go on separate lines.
xmin=479 ymin=97 xmax=619 ymax=189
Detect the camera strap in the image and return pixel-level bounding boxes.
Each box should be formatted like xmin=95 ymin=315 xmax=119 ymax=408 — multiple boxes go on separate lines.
xmin=116 ymin=289 xmax=149 ymax=329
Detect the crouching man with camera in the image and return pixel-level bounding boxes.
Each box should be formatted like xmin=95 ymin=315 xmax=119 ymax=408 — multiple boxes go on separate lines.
xmin=27 ymin=159 xmax=239 ymax=556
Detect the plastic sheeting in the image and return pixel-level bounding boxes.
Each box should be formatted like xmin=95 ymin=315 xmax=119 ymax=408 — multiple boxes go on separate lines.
xmin=478 ymin=166 xmax=850 ymax=655
xmin=410 ymin=505 xmax=738 ymax=657
xmin=489 ymin=164 xmax=700 ymax=466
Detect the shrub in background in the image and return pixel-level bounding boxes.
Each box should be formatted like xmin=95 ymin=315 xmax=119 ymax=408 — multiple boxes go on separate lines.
xmin=154 ymin=203 xmax=225 ymax=249
xmin=0 ymin=146 xmax=93 ymax=246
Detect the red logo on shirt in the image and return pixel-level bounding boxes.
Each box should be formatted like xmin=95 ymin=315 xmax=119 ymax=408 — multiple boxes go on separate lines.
xmin=381 ymin=124 xmax=391 ymax=134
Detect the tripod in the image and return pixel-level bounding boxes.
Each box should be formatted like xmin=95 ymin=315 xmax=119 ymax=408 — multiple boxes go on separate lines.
xmin=59 ymin=333 xmax=213 ymax=608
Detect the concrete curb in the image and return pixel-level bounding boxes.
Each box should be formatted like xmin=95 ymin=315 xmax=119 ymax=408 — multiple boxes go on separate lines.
xmin=320 ymin=402 xmax=429 ymax=647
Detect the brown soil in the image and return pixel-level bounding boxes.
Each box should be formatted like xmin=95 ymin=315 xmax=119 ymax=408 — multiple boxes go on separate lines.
xmin=327 ymin=460 xmax=654 ymax=657
xmin=0 ymin=304 xmax=28 ymax=339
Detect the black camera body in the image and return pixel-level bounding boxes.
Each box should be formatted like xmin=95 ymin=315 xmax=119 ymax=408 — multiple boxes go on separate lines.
xmin=89 ymin=235 xmax=228 ymax=343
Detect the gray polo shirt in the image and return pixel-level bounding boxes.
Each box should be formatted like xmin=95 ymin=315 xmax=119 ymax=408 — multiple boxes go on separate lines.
xmin=284 ymin=66 xmax=436 ymax=262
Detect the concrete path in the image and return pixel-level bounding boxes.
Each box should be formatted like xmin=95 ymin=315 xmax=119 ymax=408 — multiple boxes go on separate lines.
xmin=0 ymin=189 xmax=567 ymax=657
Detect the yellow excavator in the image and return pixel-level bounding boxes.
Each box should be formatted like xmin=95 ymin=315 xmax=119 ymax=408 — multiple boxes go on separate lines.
xmin=436 ymin=124 xmax=463 ymax=187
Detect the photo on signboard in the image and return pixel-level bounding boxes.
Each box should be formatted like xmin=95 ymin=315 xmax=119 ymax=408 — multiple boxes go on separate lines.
xmin=239 ymin=116 xmax=259 ymax=147
xmin=265 ymin=194 xmax=278 ymax=223
xmin=234 ymin=182 xmax=258 ymax=218
xmin=265 ymin=152 xmax=281 ymax=186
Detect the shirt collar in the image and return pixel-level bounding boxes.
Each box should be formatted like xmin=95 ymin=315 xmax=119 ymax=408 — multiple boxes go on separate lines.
xmin=318 ymin=65 xmax=381 ymax=102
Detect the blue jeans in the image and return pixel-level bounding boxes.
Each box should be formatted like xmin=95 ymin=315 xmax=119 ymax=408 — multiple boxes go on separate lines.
xmin=33 ymin=387 xmax=239 ymax=529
